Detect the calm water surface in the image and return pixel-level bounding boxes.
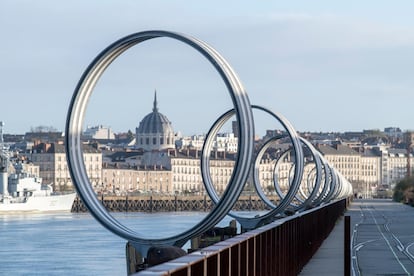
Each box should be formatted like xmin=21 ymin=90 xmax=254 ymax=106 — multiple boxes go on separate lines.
xmin=0 ymin=211 xmax=235 ymax=275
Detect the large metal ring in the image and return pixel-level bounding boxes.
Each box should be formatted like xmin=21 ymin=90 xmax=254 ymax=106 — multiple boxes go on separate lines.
xmin=201 ymin=105 xmax=304 ymax=229
xmin=65 ymin=30 xmax=254 ymax=247
xmin=270 ymin=137 xmax=323 ymax=211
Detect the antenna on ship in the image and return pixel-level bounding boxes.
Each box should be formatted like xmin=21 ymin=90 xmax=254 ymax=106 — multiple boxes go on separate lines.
xmin=0 ymin=121 xmax=9 ymax=196
xmin=0 ymin=120 xmax=7 ymax=166
xmin=0 ymin=121 xmax=8 ymax=172
xmin=0 ymin=121 xmax=4 ymax=147
xmin=0 ymin=121 xmax=6 ymax=167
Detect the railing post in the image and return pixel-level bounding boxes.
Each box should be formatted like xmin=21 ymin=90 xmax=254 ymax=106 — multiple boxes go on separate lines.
xmin=344 ymin=215 xmax=351 ymax=276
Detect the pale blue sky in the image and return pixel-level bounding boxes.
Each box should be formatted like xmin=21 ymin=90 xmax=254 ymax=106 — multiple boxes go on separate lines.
xmin=1 ymin=1 xmax=414 ymax=136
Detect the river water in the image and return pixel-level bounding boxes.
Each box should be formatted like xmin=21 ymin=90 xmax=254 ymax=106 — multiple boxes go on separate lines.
xmin=0 ymin=211 xmax=237 ymax=275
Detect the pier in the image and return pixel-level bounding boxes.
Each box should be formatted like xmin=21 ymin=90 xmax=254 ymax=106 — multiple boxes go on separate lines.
xmin=71 ymin=195 xmax=276 ymax=213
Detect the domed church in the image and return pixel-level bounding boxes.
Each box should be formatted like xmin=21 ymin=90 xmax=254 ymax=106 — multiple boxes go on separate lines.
xmin=135 ymin=91 xmax=175 ymax=151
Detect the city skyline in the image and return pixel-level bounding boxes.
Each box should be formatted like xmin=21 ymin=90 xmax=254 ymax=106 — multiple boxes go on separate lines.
xmin=1 ymin=1 xmax=414 ymax=135
xmin=0 ymin=122 xmax=408 ymax=137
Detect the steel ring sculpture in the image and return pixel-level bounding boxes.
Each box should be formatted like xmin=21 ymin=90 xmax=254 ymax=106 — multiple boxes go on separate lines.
xmin=65 ymin=30 xmax=255 ymax=250
xmin=267 ymin=136 xmax=323 ymax=211
xmin=201 ymin=105 xmax=304 ymax=229
xmin=295 ymin=137 xmax=323 ymax=207
xmin=66 ymin=30 xmax=353 ymax=262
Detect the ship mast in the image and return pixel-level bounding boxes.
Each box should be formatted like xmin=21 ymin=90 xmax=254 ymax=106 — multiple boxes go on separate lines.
xmin=0 ymin=121 xmax=4 ymax=147
xmin=0 ymin=121 xmax=7 ymax=171
xmin=0 ymin=121 xmax=9 ymax=196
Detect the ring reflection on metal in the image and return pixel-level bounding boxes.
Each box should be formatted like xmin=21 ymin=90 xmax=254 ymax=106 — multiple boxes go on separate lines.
xmin=252 ymin=136 xmax=288 ymax=210
xmin=311 ymin=151 xmax=332 ymax=204
xmin=254 ymin=138 xmax=308 ymax=212
xmin=295 ymin=137 xmax=323 ymax=208
xmin=269 ymin=137 xmax=322 ymax=211
xmin=322 ymin=163 xmax=338 ymax=202
xmin=65 ymin=30 xmax=254 ymax=247
xmin=201 ymin=105 xmax=304 ymax=229
xmin=299 ymin=166 xmax=318 ymax=201
xmin=265 ymin=138 xmax=351 ymax=209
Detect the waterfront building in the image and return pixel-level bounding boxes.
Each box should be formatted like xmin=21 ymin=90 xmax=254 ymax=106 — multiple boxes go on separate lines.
xmin=314 ymin=142 xmax=414 ymax=197
xmin=13 ymin=91 xmax=412 ymax=198
xmin=31 ymin=142 xmax=102 ymax=191
xmin=384 ymin=127 xmax=403 ymax=143
xmin=24 ymin=129 xmax=64 ymax=144
xmin=317 ymin=144 xmax=367 ymax=196
xmin=257 ymin=145 xmax=293 ymax=194
xmin=101 ymin=149 xmax=239 ymax=195
xmin=258 ymin=157 xmax=279 ymax=193
xmin=175 ymin=135 xmax=205 ymax=151
xmin=214 ymin=133 xmax=238 ymax=153
xmin=381 ymin=148 xmax=414 ymax=188
xmin=6 ymin=154 xmax=40 ymax=178
xmin=404 ymin=131 xmax=414 ymax=146
xmin=21 ymin=162 xmax=40 ymax=178
xmin=359 ymin=149 xmax=382 ymax=197
xmin=169 ymin=149 xmax=235 ymax=194
xmin=135 ymin=92 xmax=175 ymax=152
xmin=101 ymin=164 xmax=172 ymax=195
xmin=175 ymin=133 xmax=238 ymax=153
xmin=103 ymin=150 xmax=144 ymax=167
xmin=168 ymin=148 xmax=292 ymax=195
xmin=317 ymin=144 xmax=361 ymax=184
xmin=100 ymin=92 xmax=176 ymax=194
xmin=83 ymin=125 xmax=115 ymax=140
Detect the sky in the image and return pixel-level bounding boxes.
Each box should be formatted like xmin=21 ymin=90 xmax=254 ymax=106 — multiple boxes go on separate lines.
xmin=1 ymin=1 xmax=414 ymax=136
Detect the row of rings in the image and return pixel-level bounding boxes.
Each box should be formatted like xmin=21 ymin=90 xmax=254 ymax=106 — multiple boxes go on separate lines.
xmin=65 ymin=30 xmax=353 ymax=250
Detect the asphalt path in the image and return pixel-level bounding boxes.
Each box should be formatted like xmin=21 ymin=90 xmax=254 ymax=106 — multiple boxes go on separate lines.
xmin=350 ymin=199 xmax=414 ymax=276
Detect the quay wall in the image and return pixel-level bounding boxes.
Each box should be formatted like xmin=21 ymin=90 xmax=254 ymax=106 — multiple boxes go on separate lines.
xmin=71 ymin=195 xmax=276 ymax=213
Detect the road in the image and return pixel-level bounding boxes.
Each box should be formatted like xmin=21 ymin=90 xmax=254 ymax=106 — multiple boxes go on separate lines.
xmin=350 ymin=199 xmax=414 ymax=275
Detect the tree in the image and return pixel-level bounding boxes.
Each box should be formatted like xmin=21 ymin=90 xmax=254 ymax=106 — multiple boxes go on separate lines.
xmin=127 ymin=130 xmax=134 ymax=140
xmin=393 ymin=176 xmax=414 ymax=206
xmin=403 ymin=187 xmax=414 ymax=205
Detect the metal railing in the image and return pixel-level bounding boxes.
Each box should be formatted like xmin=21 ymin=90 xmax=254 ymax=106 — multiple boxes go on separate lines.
xmin=135 ymin=198 xmax=347 ymax=276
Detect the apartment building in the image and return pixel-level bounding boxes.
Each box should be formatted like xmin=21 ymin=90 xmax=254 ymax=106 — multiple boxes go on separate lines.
xmin=101 ymin=165 xmax=172 ymax=195
xmin=31 ymin=142 xmax=102 ymax=191
xmin=381 ymin=148 xmax=413 ymax=188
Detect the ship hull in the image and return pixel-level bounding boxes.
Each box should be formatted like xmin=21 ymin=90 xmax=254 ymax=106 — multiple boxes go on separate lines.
xmin=0 ymin=193 xmax=76 ymax=213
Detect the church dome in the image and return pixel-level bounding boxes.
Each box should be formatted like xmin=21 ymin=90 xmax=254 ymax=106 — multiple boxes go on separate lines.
xmin=135 ymin=92 xmax=175 ymax=151
xmin=138 ymin=105 xmax=173 ymax=135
